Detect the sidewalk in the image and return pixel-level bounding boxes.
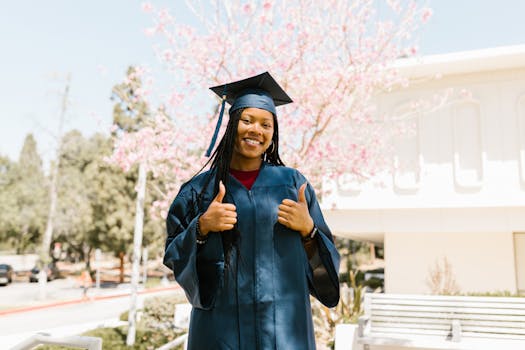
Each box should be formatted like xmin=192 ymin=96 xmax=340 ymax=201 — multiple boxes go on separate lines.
xmin=0 ymin=277 xmax=179 ymax=316
xmin=1 ymin=318 xmax=126 ymax=349
xmin=0 ymin=280 xmax=183 ymax=349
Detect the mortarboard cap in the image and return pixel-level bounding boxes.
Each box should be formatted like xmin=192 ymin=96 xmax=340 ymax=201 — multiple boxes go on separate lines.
xmin=205 ymin=72 xmax=292 ymax=156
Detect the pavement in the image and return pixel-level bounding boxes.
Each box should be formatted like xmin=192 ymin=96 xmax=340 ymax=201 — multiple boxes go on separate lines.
xmin=0 ymin=277 xmax=179 ymax=315
xmin=0 ymin=277 xmax=183 ymax=349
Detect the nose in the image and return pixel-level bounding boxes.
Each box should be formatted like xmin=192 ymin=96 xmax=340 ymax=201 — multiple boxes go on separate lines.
xmin=249 ymin=122 xmax=262 ymax=134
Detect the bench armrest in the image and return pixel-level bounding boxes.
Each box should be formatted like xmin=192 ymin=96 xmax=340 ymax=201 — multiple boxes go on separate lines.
xmin=357 ymin=315 xmax=370 ymax=337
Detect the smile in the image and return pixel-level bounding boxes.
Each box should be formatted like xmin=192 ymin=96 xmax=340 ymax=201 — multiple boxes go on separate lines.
xmin=243 ymin=138 xmax=263 ymax=146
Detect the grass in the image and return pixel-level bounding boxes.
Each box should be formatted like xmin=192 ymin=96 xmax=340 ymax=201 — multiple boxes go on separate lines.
xmin=143 ymin=276 xmax=162 ymax=289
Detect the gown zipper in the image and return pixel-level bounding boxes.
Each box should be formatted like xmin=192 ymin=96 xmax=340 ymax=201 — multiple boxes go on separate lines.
xmin=248 ymin=189 xmax=261 ymax=350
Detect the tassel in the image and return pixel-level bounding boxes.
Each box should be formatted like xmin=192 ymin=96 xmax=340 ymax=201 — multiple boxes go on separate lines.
xmin=205 ymin=94 xmax=227 ymax=157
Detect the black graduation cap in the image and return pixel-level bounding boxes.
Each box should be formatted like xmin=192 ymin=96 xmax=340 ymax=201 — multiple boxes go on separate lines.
xmin=205 ymin=72 xmax=293 ymax=156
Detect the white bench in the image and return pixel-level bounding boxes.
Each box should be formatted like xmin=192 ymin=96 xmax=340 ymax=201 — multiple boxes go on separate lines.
xmin=335 ymin=293 xmax=525 ymax=350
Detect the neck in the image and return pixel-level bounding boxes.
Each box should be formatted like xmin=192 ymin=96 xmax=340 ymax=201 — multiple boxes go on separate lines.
xmin=230 ymin=157 xmax=262 ymax=171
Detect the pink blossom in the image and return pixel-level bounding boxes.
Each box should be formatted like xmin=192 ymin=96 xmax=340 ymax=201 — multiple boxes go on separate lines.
xmin=162 ymin=49 xmax=174 ymax=61
xmin=144 ymin=27 xmax=156 ymax=37
xmin=108 ymin=1 xmax=444 ymax=212
xmin=421 ymin=8 xmax=433 ymax=23
xmin=141 ymin=2 xmax=153 ymax=13
xmin=386 ymin=0 xmax=401 ymax=13
xmin=243 ymin=4 xmax=253 ymax=14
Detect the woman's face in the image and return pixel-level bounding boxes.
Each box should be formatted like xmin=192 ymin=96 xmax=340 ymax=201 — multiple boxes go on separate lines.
xmin=231 ymin=107 xmax=274 ymax=170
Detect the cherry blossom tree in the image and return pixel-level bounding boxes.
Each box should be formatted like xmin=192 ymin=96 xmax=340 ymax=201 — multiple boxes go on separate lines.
xmin=111 ymin=0 xmax=435 ymax=216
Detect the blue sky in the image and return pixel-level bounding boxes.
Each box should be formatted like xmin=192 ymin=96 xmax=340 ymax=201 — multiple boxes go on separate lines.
xmin=1 ymin=0 xmax=525 ymax=165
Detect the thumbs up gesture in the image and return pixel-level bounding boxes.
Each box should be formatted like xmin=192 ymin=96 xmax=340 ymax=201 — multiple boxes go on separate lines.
xmin=198 ymin=181 xmax=237 ymax=235
xmin=277 ymin=183 xmax=314 ymax=238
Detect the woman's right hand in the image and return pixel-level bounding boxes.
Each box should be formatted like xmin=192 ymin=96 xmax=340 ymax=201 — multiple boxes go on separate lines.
xmin=198 ymin=181 xmax=237 ymax=235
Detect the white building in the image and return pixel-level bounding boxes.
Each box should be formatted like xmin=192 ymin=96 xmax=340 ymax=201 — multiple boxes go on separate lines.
xmin=323 ymin=45 xmax=525 ymax=295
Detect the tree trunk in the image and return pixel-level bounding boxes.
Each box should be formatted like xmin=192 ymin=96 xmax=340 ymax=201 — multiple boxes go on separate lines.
xmin=119 ymin=251 xmax=125 ymax=283
xmin=38 ymin=75 xmax=70 ymax=299
xmin=126 ymin=162 xmax=147 ymax=346
xmin=17 ymin=223 xmax=29 ymax=254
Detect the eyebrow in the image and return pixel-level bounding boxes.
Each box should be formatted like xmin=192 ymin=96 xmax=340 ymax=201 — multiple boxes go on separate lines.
xmin=242 ymin=113 xmax=273 ymax=122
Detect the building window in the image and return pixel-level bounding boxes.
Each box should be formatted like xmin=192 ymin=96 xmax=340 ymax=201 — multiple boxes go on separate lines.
xmin=514 ymin=232 xmax=525 ymax=294
xmin=451 ymin=100 xmax=483 ymax=189
xmin=517 ymin=95 xmax=525 ymax=187
xmin=392 ymin=105 xmax=421 ymax=193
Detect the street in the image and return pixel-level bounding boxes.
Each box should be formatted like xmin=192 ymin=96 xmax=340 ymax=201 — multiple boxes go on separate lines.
xmin=0 ymin=278 xmax=89 ymax=310
xmin=0 ymin=278 xmax=181 ymax=349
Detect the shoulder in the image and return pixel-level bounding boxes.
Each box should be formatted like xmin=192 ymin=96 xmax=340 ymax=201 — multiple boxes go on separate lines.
xmin=173 ymin=170 xmax=213 ymax=202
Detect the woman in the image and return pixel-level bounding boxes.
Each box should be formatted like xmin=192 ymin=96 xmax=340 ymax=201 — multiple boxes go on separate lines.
xmin=164 ymin=72 xmax=340 ymax=349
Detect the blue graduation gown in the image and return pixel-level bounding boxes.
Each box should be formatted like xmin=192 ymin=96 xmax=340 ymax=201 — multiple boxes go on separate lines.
xmin=164 ymin=162 xmax=340 ymax=349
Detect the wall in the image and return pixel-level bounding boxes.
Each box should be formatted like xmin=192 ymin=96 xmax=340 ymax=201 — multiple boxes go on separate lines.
xmin=384 ymin=231 xmax=516 ymax=294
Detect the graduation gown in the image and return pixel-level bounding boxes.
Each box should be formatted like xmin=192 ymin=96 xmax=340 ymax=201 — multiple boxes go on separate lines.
xmin=164 ymin=162 xmax=340 ymax=349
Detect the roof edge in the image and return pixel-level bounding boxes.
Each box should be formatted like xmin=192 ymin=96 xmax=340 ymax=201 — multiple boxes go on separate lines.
xmin=394 ymin=44 xmax=525 ymax=78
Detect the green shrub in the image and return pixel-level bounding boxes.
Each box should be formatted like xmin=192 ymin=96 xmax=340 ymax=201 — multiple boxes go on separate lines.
xmin=119 ymin=310 xmax=129 ymax=321
xmin=36 ymin=326 xmax=185 ymax=350
xmin=37 ymin=293 xmax=189 ymax=350
xmin=139 ymin=293 xmax=188 ymax=330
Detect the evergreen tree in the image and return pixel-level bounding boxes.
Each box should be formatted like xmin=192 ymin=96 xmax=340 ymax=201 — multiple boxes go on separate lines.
xmin=53 ymin=130 xmax=95 ymax=262
xmin=0 ymin=155 xmax=17 ymax=250
xmin=0 ymin=135 xmax=47 ymax=252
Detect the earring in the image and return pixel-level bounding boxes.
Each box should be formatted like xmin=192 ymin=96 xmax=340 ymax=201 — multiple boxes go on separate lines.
xmin=267 ymin=141 xmax=276 ymax=154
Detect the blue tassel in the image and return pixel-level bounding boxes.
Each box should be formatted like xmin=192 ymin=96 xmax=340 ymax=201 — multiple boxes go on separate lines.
xmin=205 ymin=95 xmax=226 ymax=157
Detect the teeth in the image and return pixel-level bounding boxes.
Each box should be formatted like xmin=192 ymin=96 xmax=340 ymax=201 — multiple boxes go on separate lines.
xmin=245 ymin=139 xmax=260 ymax=145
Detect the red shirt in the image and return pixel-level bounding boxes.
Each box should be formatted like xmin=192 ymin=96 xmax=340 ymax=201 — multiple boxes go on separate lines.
xmin=230 ymin=168 xmax=260 ymax=190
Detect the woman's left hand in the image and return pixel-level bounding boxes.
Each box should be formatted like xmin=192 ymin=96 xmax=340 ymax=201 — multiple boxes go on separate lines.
xmin=277 ymin=183 xmax=314 ymax=238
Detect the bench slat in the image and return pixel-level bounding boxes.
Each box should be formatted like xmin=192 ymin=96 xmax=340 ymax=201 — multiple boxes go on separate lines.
xmin=371 ymin=315 xmax=453 ymax=325
xmin=371 ymin=304 xmax=525 ymax=315
xmin=371 ymin=321 xmax=452 ymax=331
xmin=370 ymin=315 xmax=525 ymax=329
xmin=360 ymin=334 xmax=525 ymax=350
xmin=371 ymin=299 xmax=525 ymax=309
xmin=369 ymin=294 xmax=525 ymax=305
xmin=372 ymin=322 xmax=525 ymax=336
xmin=461 ymin=325 xmax=525 ymax=335
xmin=462 ymin=331 xmax=525 ymax=340
xmin=370 ymin=326 xmax=450 ymax=337
xmin=371 ymin=309 xmax=525 ymax=322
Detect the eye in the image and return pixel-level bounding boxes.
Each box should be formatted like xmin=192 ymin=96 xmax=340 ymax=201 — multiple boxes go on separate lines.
xmin=241 ymin=118 xmax=251 ymax=125
xmin=263 ymin=123 xmax=272 ymax=129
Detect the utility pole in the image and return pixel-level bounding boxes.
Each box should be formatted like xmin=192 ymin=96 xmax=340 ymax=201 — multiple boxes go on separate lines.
xmin=39 ymin=74 xmax=70 ymax=300
xmin=126 ymin=162 xmax=147 ymax=346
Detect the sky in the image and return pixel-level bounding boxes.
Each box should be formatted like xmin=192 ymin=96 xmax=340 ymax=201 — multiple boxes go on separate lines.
xmin=1 ymin=0 xmax=525 ymax=167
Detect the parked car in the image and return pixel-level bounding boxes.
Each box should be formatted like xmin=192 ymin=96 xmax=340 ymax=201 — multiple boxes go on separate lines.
xmin=29 ymin=263 xmax=60 ymax=282
xmin=0 ymin=264 xmax=14 ymax=286
xmin=362 ymin=268 xmax=384 ymax=292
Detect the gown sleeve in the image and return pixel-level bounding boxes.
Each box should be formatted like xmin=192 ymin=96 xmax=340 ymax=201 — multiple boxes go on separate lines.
xmin=163 ymin=186 xmax=224 ymax=310
xmin=302 ymin=181 xmax=340 ymax=308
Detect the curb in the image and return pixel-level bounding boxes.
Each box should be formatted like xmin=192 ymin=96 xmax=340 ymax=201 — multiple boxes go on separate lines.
xmin=0 ymin=284 xmax=181 ymax=317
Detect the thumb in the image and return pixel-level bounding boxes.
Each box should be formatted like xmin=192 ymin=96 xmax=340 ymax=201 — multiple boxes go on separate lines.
xmin=298 ymin=183 xmax=307 ymax=204
xmin=214 ymin=180 xmax=226 ymax=203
